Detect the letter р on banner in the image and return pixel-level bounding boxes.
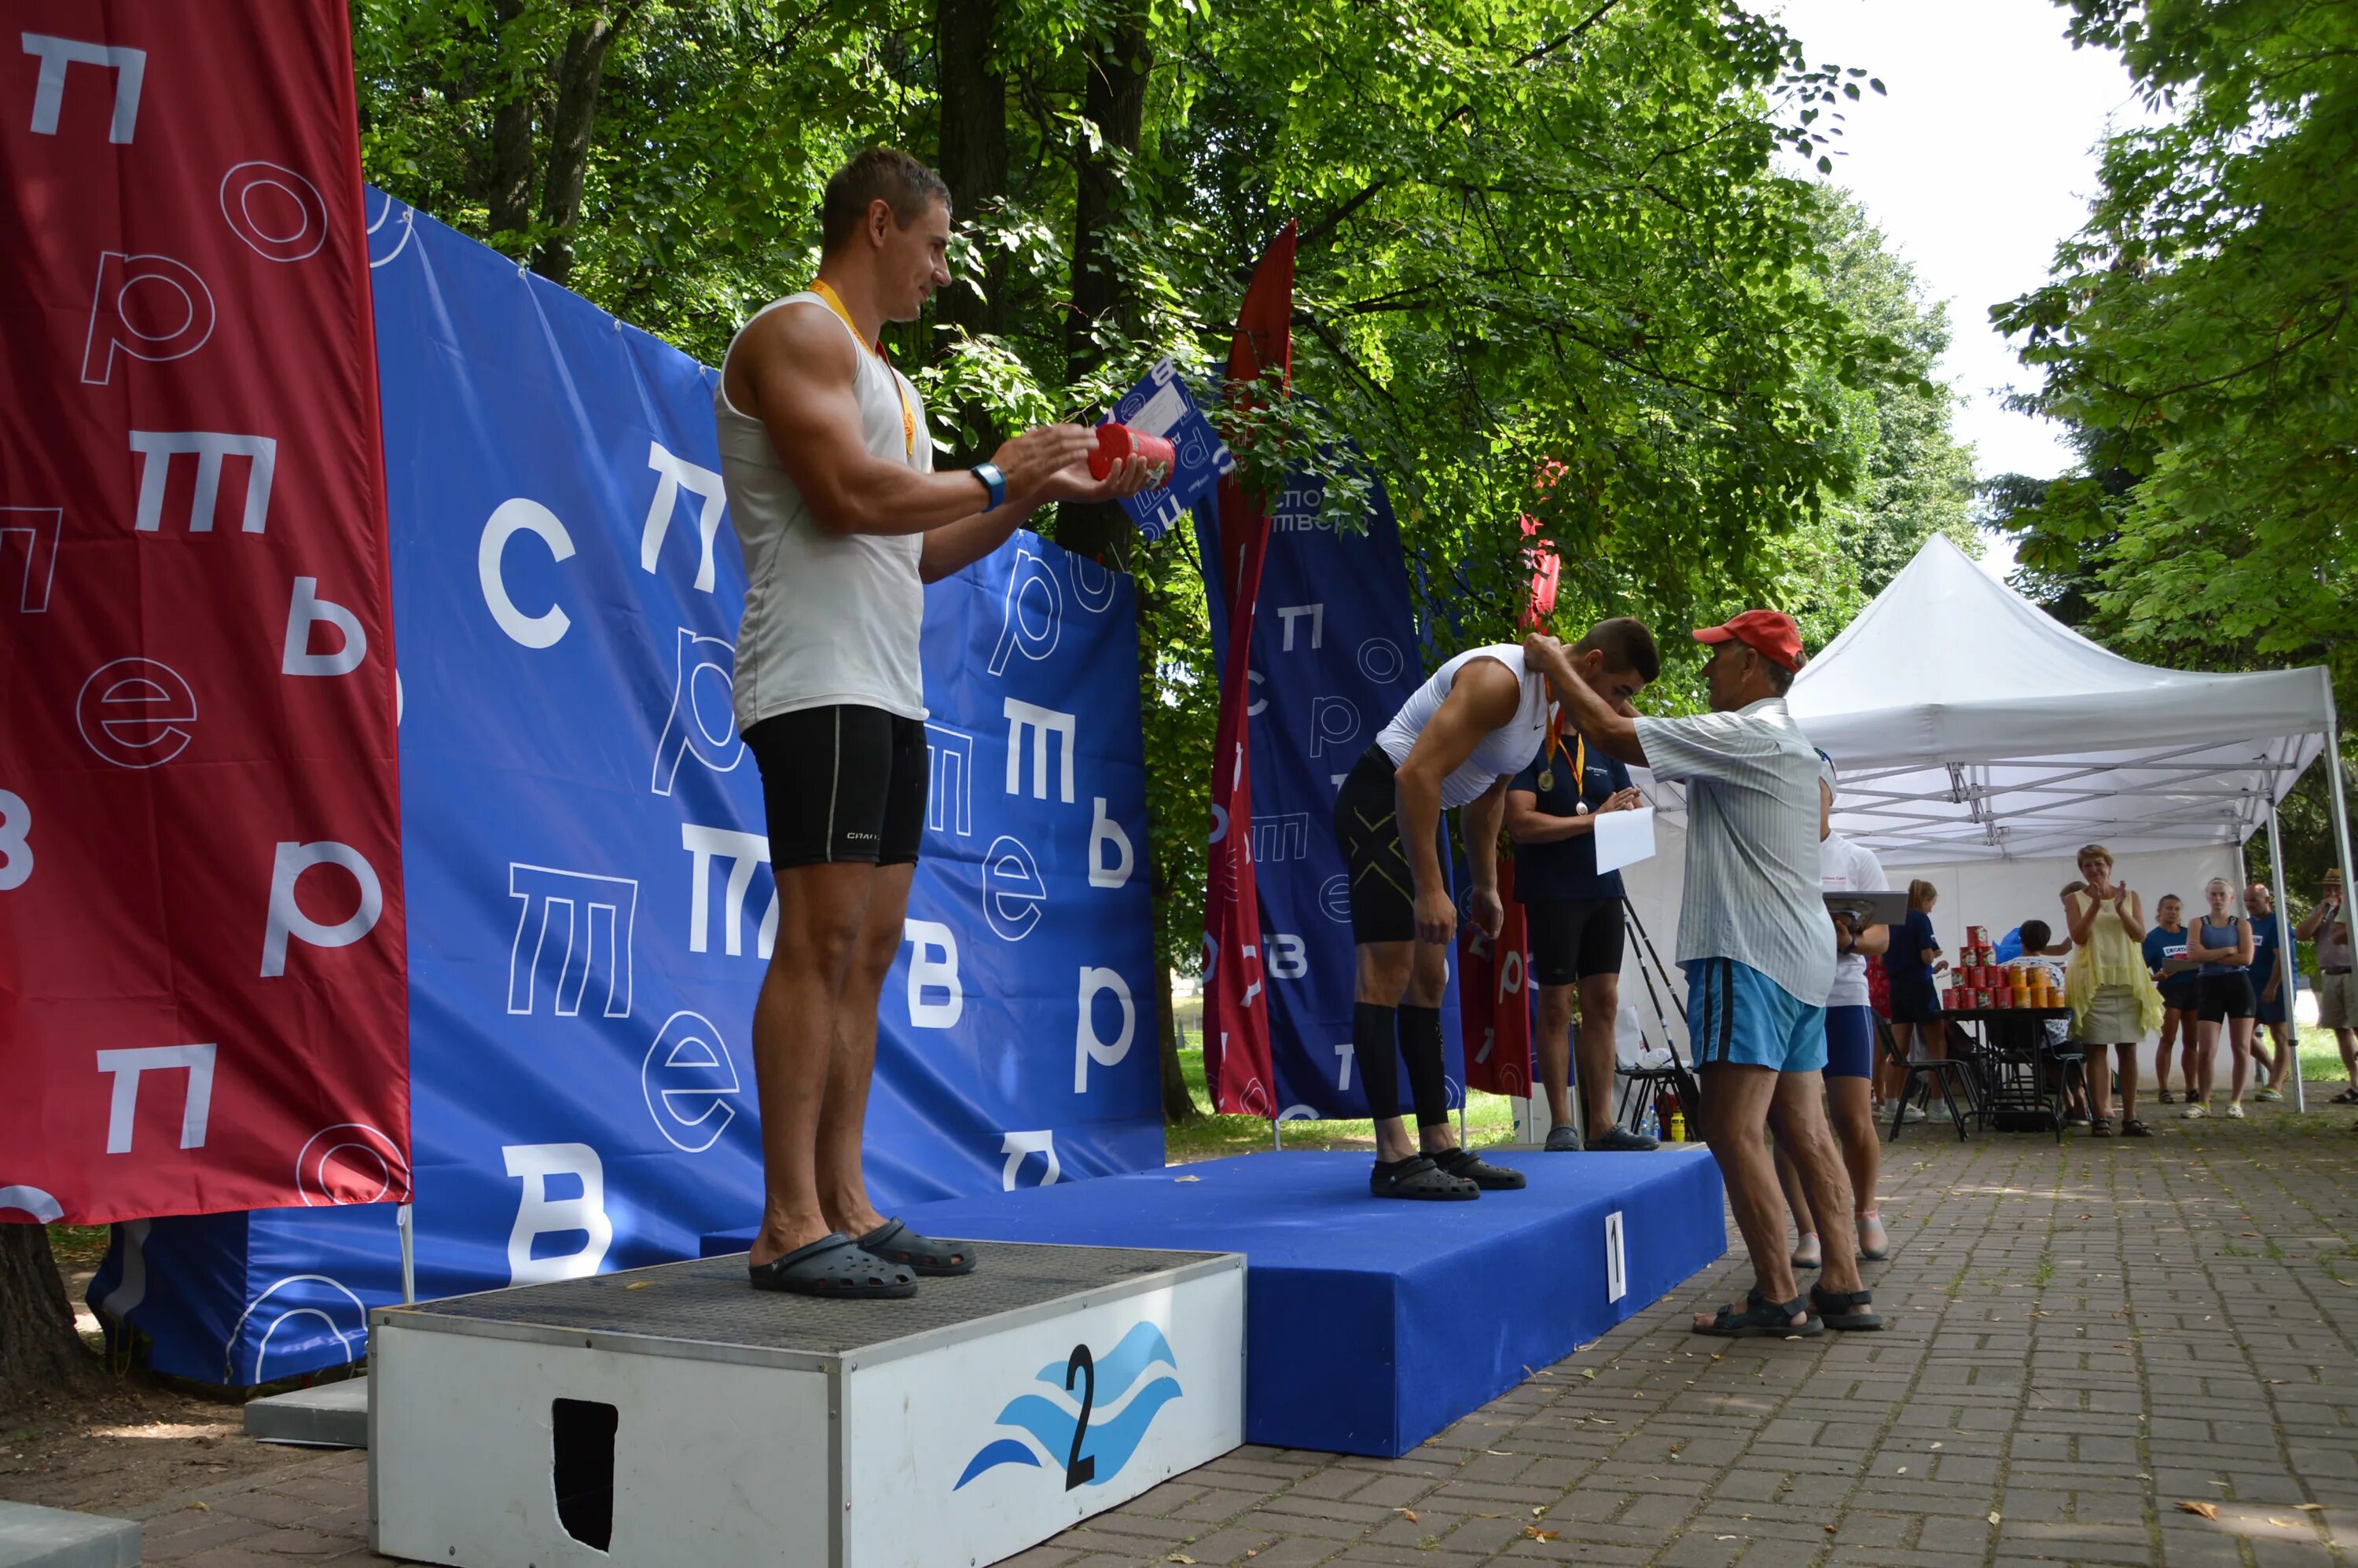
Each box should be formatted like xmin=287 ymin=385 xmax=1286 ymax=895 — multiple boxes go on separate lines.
xmin=0 ymin=2 xmax=408 ymax=1223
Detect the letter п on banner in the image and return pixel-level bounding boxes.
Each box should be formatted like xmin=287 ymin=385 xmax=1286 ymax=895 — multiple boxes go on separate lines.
xmin=0 ymin=1 xmax=408 ymax=1224
xmin=83 ymin=198 xmax=1164 ymax=1385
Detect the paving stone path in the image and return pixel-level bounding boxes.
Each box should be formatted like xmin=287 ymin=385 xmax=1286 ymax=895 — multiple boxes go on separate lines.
xmin=108 ymin=1107 xmax=2358 ymax=1566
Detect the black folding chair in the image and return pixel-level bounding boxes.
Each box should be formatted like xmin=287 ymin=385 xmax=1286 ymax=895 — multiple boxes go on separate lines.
xmin=1879 ymin=1015 xmax=1976 ymax=1140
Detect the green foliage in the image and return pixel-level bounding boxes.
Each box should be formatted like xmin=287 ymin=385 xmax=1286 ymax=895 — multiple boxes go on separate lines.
xmin=1992 ymin=0 xmax=2358 ymax=699
xmin=351 ymin=0 xmax=1974 ymax=973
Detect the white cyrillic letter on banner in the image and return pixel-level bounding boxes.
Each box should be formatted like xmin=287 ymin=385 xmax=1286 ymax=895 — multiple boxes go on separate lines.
xmin=23 ymin=35 xmax=145 ymax=142
xmin=281 ymin=577 xmax=368 ymax=677
xmin=506 ymin=865 xmax=637 ymax=1018
xmin=1000 ymin=1130 xmax=1061 ymax=1190
xmin=681 ymin=823 xmax=772 ymax=957
xmin=1 ymin=508 xmax=60 ymax=612
xmin=262 ymin=842 xmax=384 ymax=977
xmin=905 ymin=920 xmax=963 ymax=1028
xmin=1089 ymin=796 xmax=1133 ymax=889
xmin=1003 ymin=697 xmax=1077 ymax=803
xmin=219 ymin=161 xmax=329 ymax=263
xmin=651 ymin=629 xmax=742 ymax=795
xmin=639 ymin=442 xmax=728 ymax=592
xmin=83 ymin=255 xmax=212 ymax=383
xmin=97 ymin=1045 xmax=216 ymax=1154
xmin=501 ymin=1144 xmax=613 ymax=1285
xmin=128 ymin=431 xmax=272 ymax=533
xmin=0 ymin=789 xmax=28 ymax=891
xmin=479 ymin=498 xmax=574 ymax=648
xmin=1074 ymin=967 xmax=1135 ymax=1092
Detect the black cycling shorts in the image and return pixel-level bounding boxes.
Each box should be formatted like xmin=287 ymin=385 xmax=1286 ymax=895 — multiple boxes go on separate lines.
xmin=1524 ymin=897 xmax=1625 ymax=987
xmin=2197 ymin=970 xmax=2257 ymax=1023
xmin=1333 ymin=746 xmax=1448 ymax=946
xmin=744 ymin=704 xmax=927 ymax=868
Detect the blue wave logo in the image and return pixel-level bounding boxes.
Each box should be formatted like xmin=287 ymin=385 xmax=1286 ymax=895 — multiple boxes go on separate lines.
xmin=954 ymin=1322 xmax=1182 ymax=1492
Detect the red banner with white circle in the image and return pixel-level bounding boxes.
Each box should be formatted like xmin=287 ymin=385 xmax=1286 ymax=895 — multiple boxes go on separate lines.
xmin=0 ymin=1 xmax=408 ymax=1225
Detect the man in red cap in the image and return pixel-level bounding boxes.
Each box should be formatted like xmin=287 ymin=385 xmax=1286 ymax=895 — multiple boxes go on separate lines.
xmin=1524 ymin=611 xmax=1881 ymax=1336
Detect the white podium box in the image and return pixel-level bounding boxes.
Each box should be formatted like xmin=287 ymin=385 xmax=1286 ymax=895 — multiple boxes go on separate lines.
xmin=369 ymin=1243 xmax=1244 ymax=1568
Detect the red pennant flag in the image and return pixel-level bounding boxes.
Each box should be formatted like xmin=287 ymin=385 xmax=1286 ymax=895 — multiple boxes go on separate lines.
xmin=1200 ymin=224 xmax=1295 ymax=1118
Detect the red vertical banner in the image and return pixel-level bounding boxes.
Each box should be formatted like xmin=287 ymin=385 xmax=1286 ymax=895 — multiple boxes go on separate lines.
xmin=1199 ymin=225 xmax=1295 ymax=1118
xmin=0 ymin=2 xmax=409 ymax=1223
xmin=1459 ymin=861 xmax=1533 ymax=1098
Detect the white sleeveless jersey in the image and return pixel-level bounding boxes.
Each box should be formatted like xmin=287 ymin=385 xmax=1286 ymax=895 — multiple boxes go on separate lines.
xmin=715 ymin=292 xmax=930 ymax=727
xmin=1376 ymin=644 xmax=1552 ymax=809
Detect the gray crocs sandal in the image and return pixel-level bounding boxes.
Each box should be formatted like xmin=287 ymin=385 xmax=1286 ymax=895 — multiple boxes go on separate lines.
xmin=1370 ymin=1155 xmax=1478 ymax=1200
xmin=748 ymin=1232 xmax=916 ymax=1298
xmin=858 ymin=1218 xmax=978 ymax=1276
xmin=1544 ymin=1123 xmax=1583 ymax=1151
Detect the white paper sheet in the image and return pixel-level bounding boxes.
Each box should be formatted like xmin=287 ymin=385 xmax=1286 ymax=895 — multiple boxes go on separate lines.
xmin=1592 ymin=806 xmax=1656 ymax=874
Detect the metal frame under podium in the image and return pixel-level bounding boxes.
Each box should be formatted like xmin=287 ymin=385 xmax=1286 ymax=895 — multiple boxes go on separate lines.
xmin=369 ymin=1243 xmax=1245 ymax=1568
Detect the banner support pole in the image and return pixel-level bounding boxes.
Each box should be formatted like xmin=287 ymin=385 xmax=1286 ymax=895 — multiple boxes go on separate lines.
xmin=2265 ymin=795 xmax=2304 ymax=1112
xmin=397 ymin=1203 xmax=415 ymax=1305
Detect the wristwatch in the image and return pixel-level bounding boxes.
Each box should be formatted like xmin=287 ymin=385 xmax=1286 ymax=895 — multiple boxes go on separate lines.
xmin=971 ymin=461 xmax=1007 ymax=512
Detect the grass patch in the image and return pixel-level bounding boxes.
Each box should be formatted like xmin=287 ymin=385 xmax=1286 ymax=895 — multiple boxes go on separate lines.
xmin=2032 ymin=1250 xmax=2055 ymax=1291
xmin=1164 ymin=1045 xmax=1531 ymax=1162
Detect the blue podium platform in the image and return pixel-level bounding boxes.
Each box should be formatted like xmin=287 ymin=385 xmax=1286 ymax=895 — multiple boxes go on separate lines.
xmin=702 ymin=1148 xmax=1725 ymax=1457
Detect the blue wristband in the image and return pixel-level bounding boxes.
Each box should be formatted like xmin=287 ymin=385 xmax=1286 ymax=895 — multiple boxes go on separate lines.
xmin=972 ymin=461 xmax=1007 ymax=512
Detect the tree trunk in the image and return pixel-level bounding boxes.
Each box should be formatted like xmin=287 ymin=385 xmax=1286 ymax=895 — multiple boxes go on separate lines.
xmin=932 ymin=0 xmax=1010 ymax=458
xmin=1064 ymin=3 xmax=1152 ymax=385
xmin=534 ymin=9 xmax=622 ymax=285
xmin=487 ymin=0 xmax=536 ymax=250
xmin=0 ymin=1225 xmax=99 ymax=1408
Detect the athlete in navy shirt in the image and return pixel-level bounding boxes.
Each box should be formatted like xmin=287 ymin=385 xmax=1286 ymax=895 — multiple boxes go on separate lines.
xmin=1504 ymin=618 xmax=1661 ymax=1152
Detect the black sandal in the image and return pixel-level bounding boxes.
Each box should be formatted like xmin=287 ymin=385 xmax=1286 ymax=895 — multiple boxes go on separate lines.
xmin=2334 ymin=1088 xmax=2358 ymax=1104
xmin=1370 ymin=1155 xmax=1478 ymax=1201
xmin=1431 ymin=1148 xmax=1526 ymax=1190
xmin=1809 ymin=1282 xmax=1885 ymax=1331
xmin=858 ymin=1218 xmax=978 ymax=1276
xmin=2090 ymin=1116 xmax=2114 ymax=1137
xmin=748 ymin=1233 xmax=916 ymax=1298
xmin=1693 ymin=1288 xmax=1821 ymax=1338
xmin=2121 ymin=1118 xmax=2154 ymax=1137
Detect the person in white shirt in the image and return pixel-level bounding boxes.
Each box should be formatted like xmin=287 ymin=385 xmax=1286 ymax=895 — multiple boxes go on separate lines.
xmin=1526 ymin=611 xmax=1879 ymax=1336
xmin=716 ymin=149 xmax=1153 ymax=1297
xmin=1777 ymin=753 xmax=1892 ymax=1270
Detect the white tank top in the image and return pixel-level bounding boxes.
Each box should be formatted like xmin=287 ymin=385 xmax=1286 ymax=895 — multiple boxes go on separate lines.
xmin=715 ymin=292 xmax=931 ymax=727
xmin=1376 ymin=644 xmax=1552 ymax=809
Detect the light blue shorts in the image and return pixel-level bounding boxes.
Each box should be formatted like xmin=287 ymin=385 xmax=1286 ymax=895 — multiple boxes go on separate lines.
xmin=1684 ymin=958 xmax=1828 ymax=1074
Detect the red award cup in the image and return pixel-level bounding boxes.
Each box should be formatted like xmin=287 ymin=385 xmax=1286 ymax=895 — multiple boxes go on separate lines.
xmin=1090 ymin=423 xmax=1176 ymax=482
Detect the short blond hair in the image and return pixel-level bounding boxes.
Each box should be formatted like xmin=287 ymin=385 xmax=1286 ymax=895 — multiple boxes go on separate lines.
xmin=2077 ymin=843 xmax=2114 ymax=870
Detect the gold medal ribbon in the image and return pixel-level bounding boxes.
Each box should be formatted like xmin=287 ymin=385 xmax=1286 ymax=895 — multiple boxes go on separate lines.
xmin=809 ymin=278 xmax=916 ymax=458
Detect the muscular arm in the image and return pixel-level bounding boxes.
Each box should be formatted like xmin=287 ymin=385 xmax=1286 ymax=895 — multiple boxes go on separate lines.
xmin=1522 ymin=634 xmax=1644 ymax=765
xmin=731 ymin=303 xmax=1109 ymax=541
xmin=1464 ymin=780 xmax=1508 ymax=893
xmin=1396 ymin=658 xmax=1523 ymax=905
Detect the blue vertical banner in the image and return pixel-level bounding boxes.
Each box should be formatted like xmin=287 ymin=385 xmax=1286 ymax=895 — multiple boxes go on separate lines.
xmin=90 ymin=193 xmax=1159 ymax=1384
xmin=1197 ymin=467 xmax=1464 ymax=1118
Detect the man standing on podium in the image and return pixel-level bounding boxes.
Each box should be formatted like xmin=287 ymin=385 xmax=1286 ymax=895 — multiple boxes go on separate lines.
xmin=714 ymin=148 xmax=1154 ymax=1298
xmin=1523 ymin=611 xmax=1881 ymax=1335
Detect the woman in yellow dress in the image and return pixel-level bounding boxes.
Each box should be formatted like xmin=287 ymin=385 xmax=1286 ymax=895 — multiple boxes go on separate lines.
xmin=2062 ymin=843 xmax=2164 ymax=1137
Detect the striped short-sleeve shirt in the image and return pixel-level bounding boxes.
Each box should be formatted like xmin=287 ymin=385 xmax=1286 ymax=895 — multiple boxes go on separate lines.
xmin=1634 ymin=696 xmax=1835 ymax=1008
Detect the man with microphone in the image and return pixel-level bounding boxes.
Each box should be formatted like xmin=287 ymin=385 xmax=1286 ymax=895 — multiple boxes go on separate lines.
xmin=715 ymin=147 xmax=1155 ymax=1298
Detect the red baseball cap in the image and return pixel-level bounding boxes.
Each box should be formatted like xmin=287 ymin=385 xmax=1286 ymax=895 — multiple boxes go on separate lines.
xmin=1693 ymin=609 xmax=1805 ymax=673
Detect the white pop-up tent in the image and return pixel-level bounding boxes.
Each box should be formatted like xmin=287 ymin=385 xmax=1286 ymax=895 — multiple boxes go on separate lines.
xmin=1614 ymin=535 xmax=2356 ymax=1113
xmin=1789 ymin=534 xmax=2342 ymax=868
